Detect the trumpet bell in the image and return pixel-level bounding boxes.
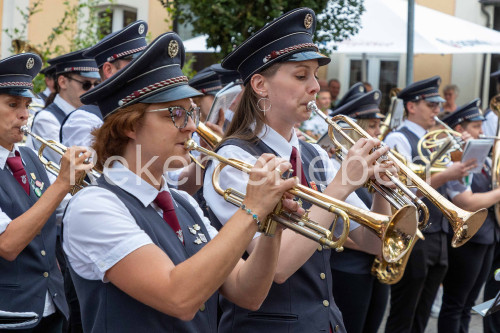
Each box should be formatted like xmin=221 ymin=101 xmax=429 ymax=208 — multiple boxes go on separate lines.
xmin=383 ymin=204 xmax=418 ymax=262
xmin=450 ymin=208 xmax=488 ymax=248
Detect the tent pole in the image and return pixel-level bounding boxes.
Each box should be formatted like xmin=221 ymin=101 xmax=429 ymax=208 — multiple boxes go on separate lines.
xmin=406 ymin=0 xmax=415 ymax=86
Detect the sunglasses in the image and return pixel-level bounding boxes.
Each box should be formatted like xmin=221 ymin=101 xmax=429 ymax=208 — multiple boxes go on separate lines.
xmin=66 ymin=76 xmax=100 ymax=91
xmin=424 ymin=101 xmax=442 ymax=109
xmin=147 ymin=105 xmax=201 ymax=129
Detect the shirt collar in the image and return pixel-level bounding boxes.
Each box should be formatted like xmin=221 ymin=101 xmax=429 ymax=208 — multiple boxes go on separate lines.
xmin=103 ymin=161 xmax=170 ymax=207
xmin=256 ymin=124 xmax=300 ymax=160
xmin=403 ymin=119 xmax=427 ymax=137
xmin=54 ymin=94 xmax=78 ymax=115
xmin=0 ymin=144 xmax=22 ymax=170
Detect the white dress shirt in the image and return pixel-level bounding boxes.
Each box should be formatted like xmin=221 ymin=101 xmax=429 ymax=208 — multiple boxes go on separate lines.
xmin=61 ymin=109 xmax=103 ymax=148
xmin=384 ymin=119 xmax=470 ymax=199
xmin=483 ymin=110 xmax=498 ymax=138
xmin=27 ymin=95 xmax=77 ymax=163
xmin=63 ymin=162 xmax=218 ymax=282
xmin=203 ymin=124 xmax=362 ymax=239
xmin=0 ymin=143 xmax=60 ymax=317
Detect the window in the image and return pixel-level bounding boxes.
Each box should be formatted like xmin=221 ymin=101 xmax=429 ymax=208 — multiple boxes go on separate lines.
xmin=98 ymin=6 xmax=137 ymax=36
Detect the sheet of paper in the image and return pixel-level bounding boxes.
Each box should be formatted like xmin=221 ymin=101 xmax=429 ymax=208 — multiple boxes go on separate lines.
xmin=461 ymin=138 xmax=493 ymax=174
xmin=206 ymin=82 xmax=242 ymax=124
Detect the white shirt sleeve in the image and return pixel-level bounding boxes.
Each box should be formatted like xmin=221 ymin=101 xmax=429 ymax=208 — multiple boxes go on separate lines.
xmin=446 ymin=178 xmax=472 ymax=200
xmin=0 ymin=208 xmax=11 ymax=234
xmin=29 ymin=110 xmax=63 ymax=163
xmin=483 ymin=112 xmax=498 ymax=138
xmin=61 ymin=110 xmax=103 ymax=148
xmin=384 ymin=131 xmax=412 ymax=161
xmin=63 ymin=186 xmax=153 ymax=281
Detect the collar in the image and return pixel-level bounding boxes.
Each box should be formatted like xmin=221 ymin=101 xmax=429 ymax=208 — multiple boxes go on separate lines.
xmin=403 ymin=119 xmax=427 ymax=137
xmin=42 ymin=87 xmax=51 ymax=96
xmin=0 ymin=144 xmax=22 ymax=170
xmin=103 ymin=161 xmax=170 ymax=208
xmin=256 ymin=123 xmax=300 ymax=160
xmin=54 ymin=94 xmax=79 ymax=115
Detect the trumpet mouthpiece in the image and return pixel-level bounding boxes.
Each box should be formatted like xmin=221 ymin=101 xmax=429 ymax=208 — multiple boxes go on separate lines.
xmin=184 ymin=139 xmax=198 ymax=151
xmin=20 ymin=125 xmax=29 ymax=135
xmin=307 ymin=100 xmax=317 ymax=112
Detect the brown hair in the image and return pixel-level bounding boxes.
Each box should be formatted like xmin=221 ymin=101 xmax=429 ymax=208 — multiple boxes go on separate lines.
xmin=91 ymin=103 xmax=148 ymax=170
xmin=221 ymin=63 xmax=281 ymax=145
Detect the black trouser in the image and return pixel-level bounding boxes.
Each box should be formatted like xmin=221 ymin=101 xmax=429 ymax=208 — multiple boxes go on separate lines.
xmin=484 ymin=242 xmax=500 ymax=333
xmin=1 ymin=311 xmax=64 ymax=333
xmin=438 ymin=236 xmax=495 ymax=333
xmin=385 ymin=232 xmax=448 ymax=333
xmin=331 ymin=269 xmax=389 ymax=333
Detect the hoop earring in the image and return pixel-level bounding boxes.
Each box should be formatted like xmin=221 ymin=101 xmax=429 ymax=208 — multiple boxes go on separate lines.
xmin=257 ymin=97 xmax=271 ymax=116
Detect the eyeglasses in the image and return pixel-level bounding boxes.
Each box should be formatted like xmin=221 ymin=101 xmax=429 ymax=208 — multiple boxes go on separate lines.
xmin=425 ymin=101 xmax=442 ymax=109
xmin=66 ymin=76 xmax=100 ymax=91
xmin=147 ymin=105 xmax=201 ymax=129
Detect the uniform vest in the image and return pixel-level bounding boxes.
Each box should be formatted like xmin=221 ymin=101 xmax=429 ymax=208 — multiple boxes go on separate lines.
xmin=67 ymin=177 xmax=218 ymax=333
xmin=397 ymin=126 xmax=449 ymax=234
xmin=468 ymin=165 xmax=500 ymax=244
xmin=0 ymin=147 xmax=68 ymax=328
xmin=59 ymin=104 xmax=103 ymax=143
xmin=330 ymin=187 xmax=375 ymax=274
xmin=212 ymin=137 xmax=346 ymax=333
xmin=33 ymin=102 xmax=66 ymax=126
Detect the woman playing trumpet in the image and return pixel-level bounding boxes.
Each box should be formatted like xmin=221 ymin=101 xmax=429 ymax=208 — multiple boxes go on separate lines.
xmin=204 ymin=8 xmax=397 ymax=333
xmin=61 ymin=33 xmax=302 ymax=332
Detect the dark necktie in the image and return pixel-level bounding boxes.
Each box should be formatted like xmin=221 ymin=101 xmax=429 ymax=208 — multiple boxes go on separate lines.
xmin=154 ymin=191 xmax=184 ymax=244
xmin=290 ymin=146 xmax=308 ymax=186
xmin=6 ymin=151 xmax=29 ymax=196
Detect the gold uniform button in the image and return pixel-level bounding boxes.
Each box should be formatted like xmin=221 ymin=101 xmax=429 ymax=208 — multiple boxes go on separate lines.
xmin=41 ymin=250 xmax=46 ymax=256
xmin=317 ymin=245 xmax=323 ymax=252
xmin=200 ymin=304 xmax=205 ymax=312
xmin=320 ymin=273 xmax=326 ymax=280
xmin=323 ymin=300 xmax=329 ymax=307
xmin=334 ymin=324 xmax=339 ymax=332
xmin=43 ymin=272 xmax=49 ymax=278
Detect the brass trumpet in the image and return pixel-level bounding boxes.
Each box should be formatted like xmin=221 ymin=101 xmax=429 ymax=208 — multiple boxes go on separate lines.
xmin=310 ymin=101 xmax=487 ymax=248
xmin=186 ymin=139 xmax=419 ymax=262
xmin=20 ymin=125 xmax=100 ymax=195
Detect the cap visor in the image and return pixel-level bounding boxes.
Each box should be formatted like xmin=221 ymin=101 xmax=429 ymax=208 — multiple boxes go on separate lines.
xmin=425 ymin=95 xmax=445 ymax=103
xmin=140 ymin=84 xmax=202 ymax=104
xmin=0 ymin=88 xmax=37 ymax=98
xmin=79 ymin=71 xmax=101 ymax=79
xmin=286 ymin=51 xmax=331 ymax=66
xmin=469 ymin=115 xmax=486 ymax=122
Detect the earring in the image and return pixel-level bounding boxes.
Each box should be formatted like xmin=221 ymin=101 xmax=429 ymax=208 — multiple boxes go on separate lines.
xmin=257 ymin=97 xmax=271 ymax=116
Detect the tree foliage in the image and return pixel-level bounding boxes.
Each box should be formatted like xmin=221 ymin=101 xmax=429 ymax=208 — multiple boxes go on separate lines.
xmin=163 ymin=0 xmax=364 ymax=57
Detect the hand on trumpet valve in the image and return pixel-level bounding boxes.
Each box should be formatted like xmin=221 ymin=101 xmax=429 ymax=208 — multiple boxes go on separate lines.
xmin=55 ymin=146 xmax=94 ymax=191
xmin=243 ymin=154 xmax=299 ymax=223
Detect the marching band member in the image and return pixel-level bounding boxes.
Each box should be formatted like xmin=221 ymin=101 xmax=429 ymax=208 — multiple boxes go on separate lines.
xmin=438 ymin=99 xmax=500 ymax=333
xmin=328 ymin=82 xmax=390 ymax=333
xmin=384 ymin=76 xmax=476 ymax=333
xmin=62 ymin=32 xmax=297 ymax=333
xmin=0 ymin=53 xmax=91 ymax=332
xmin=204 ymin=8 xmax=394 ymax=333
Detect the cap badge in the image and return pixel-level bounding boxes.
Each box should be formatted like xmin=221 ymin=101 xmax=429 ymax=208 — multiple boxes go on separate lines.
xmin=26 ymin=57 xmax=35 ymax=69
xmin=138 ymin=24 xmax=145 ymax=35
xmin=168 ymin=40 xmax=179 ymax=58
xmin=304 ymin=14 xmax=313 ymax=29
xmin=358 ymin=85 xmax=364 ymax=92
xmin=476 ymin=100 xmax=481 ymax=107
xmin=374 ymin=92 xmax=380 ymax=100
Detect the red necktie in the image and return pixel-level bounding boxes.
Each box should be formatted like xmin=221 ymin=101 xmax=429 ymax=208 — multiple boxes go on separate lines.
xmin=290 ymin=146 xmax=308 ymax=186
xmin=154 ymin=191 xmax=184 ymax=244
xmin=6 ymin=151 xmax=29 ymax=196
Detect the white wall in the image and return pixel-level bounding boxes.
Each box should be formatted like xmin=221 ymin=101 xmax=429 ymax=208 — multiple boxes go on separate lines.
xmin=1 ymin=0 xmax=30 ymax=58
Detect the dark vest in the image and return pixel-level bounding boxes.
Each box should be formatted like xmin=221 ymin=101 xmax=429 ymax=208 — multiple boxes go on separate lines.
xmin=212 ymin=137 xmax=346 ymax=333
xmin=33 ymin=102 xmax=66 ymax=127
xmin=468 ymin=165 xmax=500 ymax=244
xmin=0 ymin=147 xmax=68 ymax=328
xmin=67 ymin=177 xmax=218 ymax=333
xmin=396 ymin=126 xmax=449 ymax=234
xmin=59 ymin=104 xmax=103 ymax=143
xmin=331 ymin=187 xmax=375 ymax=274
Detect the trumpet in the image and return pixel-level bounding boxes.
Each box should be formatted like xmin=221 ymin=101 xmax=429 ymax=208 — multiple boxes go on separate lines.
xmin=308 ymin=101 xmax=430 ymax=229
xmin=20 ymin=125 xmax=100 ymax=195
xmin=186 ymin=139 xmax=419 ymax=262
xmin=310 ymin=100 xmax=487 ymax=248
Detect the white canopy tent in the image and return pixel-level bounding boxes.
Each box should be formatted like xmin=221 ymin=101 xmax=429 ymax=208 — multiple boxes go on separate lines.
xmin=183 ymin=35 xmax=220 ymax=53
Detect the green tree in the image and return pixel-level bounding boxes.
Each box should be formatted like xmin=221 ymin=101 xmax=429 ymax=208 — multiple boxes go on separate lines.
xmin=161 ymin=0 xmax=364 ymax=57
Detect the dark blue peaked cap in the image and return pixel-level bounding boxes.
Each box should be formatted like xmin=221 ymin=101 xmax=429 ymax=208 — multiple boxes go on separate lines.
xmin=189 ymin=68 xmax=222 ymax=95
xmin=83 ymin=20 xmax=148 ymax=68
xmin=222 ymin=8 xmax=330 ymax=84
xmin=441 ymin=98 xmax=484 ymax=128
xmin=48 ymin=48 xmax=100 ymax=79
xmin=0 ymin=53 xmax=42 ymax=98
xmin=80 ymin=32 xmax=202 ymax=118
xmin=332 ymin=82 xmax=365 ymax=112
xmin=331 ymin=85 xmax=384 ymax=119
xmin=397 ymin=76 xmax=445 ymax=103
xmin=40 ymin=64 xmax=56 ymax=77
xmin=209 ymin=64 xmax=242 ymax=86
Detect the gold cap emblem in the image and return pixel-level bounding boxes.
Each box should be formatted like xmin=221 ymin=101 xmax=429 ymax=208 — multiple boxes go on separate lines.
xmin=168 ymin=40 xmax=179 ymax=58
xmin=26 ymin=57 xmax=34 ymax=70
xmin=304 ymin=14 xmax=313 ymax=29
xmin=138 ymin=24 xmax=145 ymax=35
xmin=374 ymin=92 xmax=380 ymax=100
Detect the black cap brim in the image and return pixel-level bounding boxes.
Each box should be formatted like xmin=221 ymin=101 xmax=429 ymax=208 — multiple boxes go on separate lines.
xmin=0 ymin=88 xmax=37 ymax=98
xmin=285 ymin=51 xmax=331 ymax=66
